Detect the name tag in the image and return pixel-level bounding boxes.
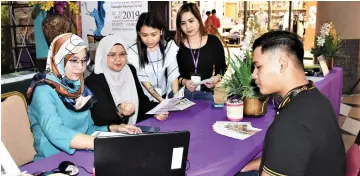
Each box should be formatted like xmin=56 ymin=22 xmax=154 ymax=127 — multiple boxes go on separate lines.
xmin=191 ymin=75 xmax=201 ymax=91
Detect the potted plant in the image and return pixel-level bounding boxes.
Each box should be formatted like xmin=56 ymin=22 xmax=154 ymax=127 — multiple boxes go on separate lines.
xmin=311 ymin=22 xmax=341 ymax=69
xmin=221 ymin=52 xmax=268 ymax=118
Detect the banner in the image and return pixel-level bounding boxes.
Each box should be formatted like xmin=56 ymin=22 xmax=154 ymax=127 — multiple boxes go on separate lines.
xmin=81 ymin=1 xmax=148 ymax=47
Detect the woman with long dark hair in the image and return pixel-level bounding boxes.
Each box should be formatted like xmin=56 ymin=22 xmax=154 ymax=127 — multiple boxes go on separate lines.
xmin=175 ymin=3 xmax=226 ymax=101
xmin=128 ymin=12 xmax=179 ymax=105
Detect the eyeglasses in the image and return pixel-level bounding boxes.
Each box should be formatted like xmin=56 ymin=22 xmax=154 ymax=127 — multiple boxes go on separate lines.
xmin=68 ymin=58 xmax=89 ymax=68
xmin=107 ymin=52 xmax=127 ymax=60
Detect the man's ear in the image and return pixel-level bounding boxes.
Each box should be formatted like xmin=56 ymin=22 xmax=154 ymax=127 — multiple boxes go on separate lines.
xmin=278 ymin=56 xmax=288 ymax=73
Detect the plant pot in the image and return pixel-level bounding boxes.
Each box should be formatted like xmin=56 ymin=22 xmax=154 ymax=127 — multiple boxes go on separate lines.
xmin=226 ymin=99 xmax=244 ymax=121
xmin=42 ymin=13 xmax=70 ymax=45
xmin=326 ymin=57 xmax=334 ymax=70
xmin=213 ymin=86 xmax=228 ymax=105
xmin=243 ymin=97 xmax=269 ymax=117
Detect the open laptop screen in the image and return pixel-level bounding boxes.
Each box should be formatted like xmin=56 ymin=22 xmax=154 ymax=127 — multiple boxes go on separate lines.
xmin=94 ymin=131 xmax=190 ymax=176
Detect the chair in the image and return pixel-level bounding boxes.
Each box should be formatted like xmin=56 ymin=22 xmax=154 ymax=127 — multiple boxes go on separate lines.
xmin=346 ymin=130 xmax=360 ymax=176
xmin=1 ymin=91 xmax=36 ymax=166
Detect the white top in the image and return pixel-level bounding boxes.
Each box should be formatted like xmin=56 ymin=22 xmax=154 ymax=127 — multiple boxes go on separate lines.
xmin=255 ymin=11 xmax=268 ymax=29
xmin=127 ymin=40 xmax=180 ymax=102
xmin=282 ymin=12 xmax=294 ymax=30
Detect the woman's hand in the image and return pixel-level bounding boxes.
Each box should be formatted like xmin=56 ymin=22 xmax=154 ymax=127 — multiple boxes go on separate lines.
xmin=154 ymin=112 xmax=169 ymax=121
xmin=183 ymin=79 xmax=197 ymax=92
xmin=109 ymin=124 xmax=142 ymax=134
xmin=205 ymin=75 xmax=221 ymax=88
xmin=118 ymin=102 xmax=135 ymax=116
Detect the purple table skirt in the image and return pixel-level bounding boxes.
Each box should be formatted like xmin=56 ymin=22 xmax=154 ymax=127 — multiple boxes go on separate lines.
xmin=315 ymin=67 xmax=343 ymax=118
xmin=20 ymin=67 xmax=343 ymax=176
xmin=21 ymin=101 xmax=275 ymax=176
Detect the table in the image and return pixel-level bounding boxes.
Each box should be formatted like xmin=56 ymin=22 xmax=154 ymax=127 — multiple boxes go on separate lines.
xmin=314 ymin=67 xmax=343 ymax=117
xmin=20 ymin=67 xmax=343 ymax=176
xmin=21 ymin=100 xmax=275 ymax=176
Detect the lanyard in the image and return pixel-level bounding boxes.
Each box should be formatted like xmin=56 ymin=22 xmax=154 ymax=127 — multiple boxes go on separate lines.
xmin=187 ymin=37 xmax=202 ymax=74
xmin=277 ymin=81 xmax=315 ymax=111
xmin=147 ymin=49 xmax=160 ymax=87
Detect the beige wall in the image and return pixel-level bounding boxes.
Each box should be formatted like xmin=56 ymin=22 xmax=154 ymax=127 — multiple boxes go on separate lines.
xmin=316 ymin=1 xmax=360 ymax=39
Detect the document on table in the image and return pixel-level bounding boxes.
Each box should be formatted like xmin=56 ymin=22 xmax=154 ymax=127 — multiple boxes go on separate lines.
xmin=213 ymin=121 xmax=262 ymax=140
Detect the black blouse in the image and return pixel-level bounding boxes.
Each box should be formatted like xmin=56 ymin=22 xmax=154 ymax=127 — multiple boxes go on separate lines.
xmin=85 ymin=64 xmax=153 ymax=126
xmin=177 ymin=34 xmax=226 ymax=91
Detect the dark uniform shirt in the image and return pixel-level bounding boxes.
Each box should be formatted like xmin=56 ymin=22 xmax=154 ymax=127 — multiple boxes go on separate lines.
xmin=260 ymin=86 xmax=345 ymax=176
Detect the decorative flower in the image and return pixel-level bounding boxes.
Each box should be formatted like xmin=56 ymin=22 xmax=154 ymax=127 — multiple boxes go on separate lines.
xmin=29 ymin=1 xmax=79 ymax=15
xmin=316 ymin=36 xmax=325 ymax=47
xmin=311 ymin=21 xmax=341 ymax=59
xmin=40 ymin=1 xmax=54 ymax=12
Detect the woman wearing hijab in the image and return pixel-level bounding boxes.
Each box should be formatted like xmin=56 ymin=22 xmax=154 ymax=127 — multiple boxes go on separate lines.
xmin=27 ymin=33 xmax=141 ymax=160
xmin=86 ymin=35 xmax=169 ymax=126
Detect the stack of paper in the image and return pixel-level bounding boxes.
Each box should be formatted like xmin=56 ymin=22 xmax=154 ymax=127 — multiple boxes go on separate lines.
xmin=212 ymin=121 xmax=261 ymax=140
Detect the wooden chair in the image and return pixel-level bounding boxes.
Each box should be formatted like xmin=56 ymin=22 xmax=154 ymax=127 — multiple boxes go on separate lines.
xmin=1 ymin=91 xmax=36 ymax=166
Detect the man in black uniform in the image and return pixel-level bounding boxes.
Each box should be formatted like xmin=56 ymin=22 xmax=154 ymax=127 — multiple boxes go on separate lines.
xmin=239 ymin=31 xmax=345 ymax=176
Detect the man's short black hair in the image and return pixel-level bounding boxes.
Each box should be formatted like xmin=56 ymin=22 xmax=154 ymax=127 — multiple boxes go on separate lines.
xmin=252 ymin=30 xmax=304 ymax=70
xmin=212 ymin=9 xmax=216 ymax=14
xmin=206 ymin=11 xmax=210 ymax=15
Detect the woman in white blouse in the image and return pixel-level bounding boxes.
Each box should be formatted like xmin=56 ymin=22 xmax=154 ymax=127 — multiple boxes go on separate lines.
xmin=128 ymin=12 xmax=179 ymax=105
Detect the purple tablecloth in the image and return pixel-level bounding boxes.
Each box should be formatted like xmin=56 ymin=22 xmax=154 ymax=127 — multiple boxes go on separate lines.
xmin=20 ymin=67 xmax=343 ymax=176
xmin=315 ymin=67 xmax=343 ymax=118
xmin=20 ymin=101 xmax=275 ymax=176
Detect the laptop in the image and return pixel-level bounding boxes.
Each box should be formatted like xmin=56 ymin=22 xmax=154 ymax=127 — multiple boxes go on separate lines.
xmin=94 ymin=131 xmax=190 ymax=176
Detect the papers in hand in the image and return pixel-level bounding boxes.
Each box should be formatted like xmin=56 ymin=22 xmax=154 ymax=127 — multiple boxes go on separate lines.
xmin=146 ymin=97 xmax=195 ymax=114
xmin=194 ymin=78 xmax=213 ymax=86
xmin=212 ymin=121 xmax=261 ymax=140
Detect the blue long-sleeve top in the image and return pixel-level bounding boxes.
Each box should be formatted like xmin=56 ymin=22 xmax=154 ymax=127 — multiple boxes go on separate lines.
xmin=28 ymin=85 xmax=108 ymax=160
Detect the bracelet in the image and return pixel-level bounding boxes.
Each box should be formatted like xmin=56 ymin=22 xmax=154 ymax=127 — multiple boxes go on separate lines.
xmin=107 ymin=125 xmax=111 ymax=132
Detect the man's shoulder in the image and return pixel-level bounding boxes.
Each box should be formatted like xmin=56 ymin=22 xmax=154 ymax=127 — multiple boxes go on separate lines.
xmin=283 ymin=88 xmax=331 ymax=112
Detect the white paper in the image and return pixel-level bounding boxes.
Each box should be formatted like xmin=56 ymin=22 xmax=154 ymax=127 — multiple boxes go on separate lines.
xmin=191 ymin=76 xmax=201 ymax=91
xmin=167 ymin=98 xmax=196 ymax=111
xmin=171 ymin=147 xmax=184 ymax=170
xmin=194 ymin=78 xmax=214 ymax=86
xmin=146 ymin=97 xmax=195 ymax=114
xmin=212 ymin=121 xmax=262 ymax=140
xmin=91 ymin=131 xmax=128 ymax=137
xmin=0 ymin=141 xmax=21 ymax=176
